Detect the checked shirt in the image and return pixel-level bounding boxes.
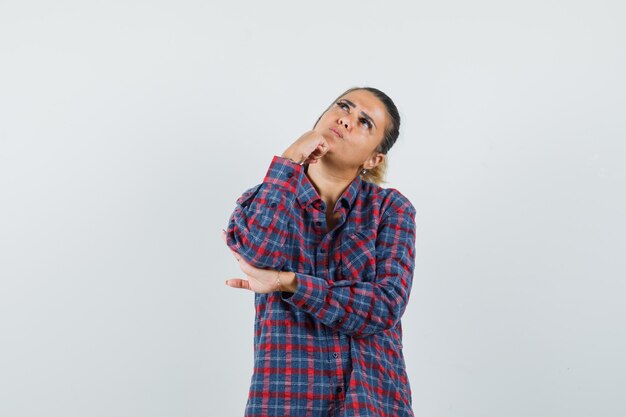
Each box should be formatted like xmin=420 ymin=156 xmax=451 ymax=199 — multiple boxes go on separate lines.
xmin=225 ymin=156 xmax=417 ymax=417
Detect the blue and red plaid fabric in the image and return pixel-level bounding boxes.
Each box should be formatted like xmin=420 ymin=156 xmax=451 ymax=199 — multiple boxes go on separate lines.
xmin=226 ymin=156 xmax=417 ymax=416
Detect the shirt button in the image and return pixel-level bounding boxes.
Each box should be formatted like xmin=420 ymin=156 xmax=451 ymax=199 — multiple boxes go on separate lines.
xmin=336 ymin=386 xmax=343 ymax=393
xmin=320 ymin=248 xmax=326 ymax=253
xmin=269 ymin=202 xmax=277 ymax=208
xmin=286 ymin=172 xmax=293 ymax=178
xmin=315 ymin=221 xmax=321 ymax=227
xmin=332 ymin=352 xmax=338 ymax=358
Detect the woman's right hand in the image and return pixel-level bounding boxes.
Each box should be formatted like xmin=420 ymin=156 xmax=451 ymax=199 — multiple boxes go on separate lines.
xmin=281 ymin=130 xmax=330 ymax=165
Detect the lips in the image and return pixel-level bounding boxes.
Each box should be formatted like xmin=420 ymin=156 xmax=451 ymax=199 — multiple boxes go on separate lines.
xmin=329 ymin=127 xmax=343 ymax=138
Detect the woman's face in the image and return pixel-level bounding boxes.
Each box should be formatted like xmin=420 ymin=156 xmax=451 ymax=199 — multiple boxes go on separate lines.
xmin=314 ymin=89 xmax=389 ymax=172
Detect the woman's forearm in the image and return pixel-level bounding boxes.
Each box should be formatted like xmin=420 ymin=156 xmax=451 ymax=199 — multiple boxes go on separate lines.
xmin=225 ymin=156 xmax=303 ymax=269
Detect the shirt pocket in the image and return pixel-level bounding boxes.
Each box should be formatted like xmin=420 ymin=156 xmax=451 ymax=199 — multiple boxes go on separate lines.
xmin=339 ymin=229 xmax=377 ymax=282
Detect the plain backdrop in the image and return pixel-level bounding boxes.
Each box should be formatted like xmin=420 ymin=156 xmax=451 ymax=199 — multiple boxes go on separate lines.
xmin=1 ymin=1 xmax=625 ymax=416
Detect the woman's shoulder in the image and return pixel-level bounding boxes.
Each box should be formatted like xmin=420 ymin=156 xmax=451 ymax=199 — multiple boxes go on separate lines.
xmin=360 ymin=181 xmax=415 ymax=216
xmin=235 ymin=183 xmax=263 ymax=206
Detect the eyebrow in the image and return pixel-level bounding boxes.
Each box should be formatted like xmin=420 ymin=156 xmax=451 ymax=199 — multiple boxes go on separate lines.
xmin=340 ymin=99 xmax=377 ymax=129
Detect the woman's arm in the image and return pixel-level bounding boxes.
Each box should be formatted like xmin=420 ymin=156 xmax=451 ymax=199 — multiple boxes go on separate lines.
xmin=225 ymin=130 xmax=329 ymax=269
xmin=225 ymin=156 xmax=302 ymax=269
xmin=280 ymin=192 xmax=417 ymax=338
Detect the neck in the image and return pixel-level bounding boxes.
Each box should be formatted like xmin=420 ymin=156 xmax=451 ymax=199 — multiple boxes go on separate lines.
xmin=306 ymin=158 xmax=358 ymax=211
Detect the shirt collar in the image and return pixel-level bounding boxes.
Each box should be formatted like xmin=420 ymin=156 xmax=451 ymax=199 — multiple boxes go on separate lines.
xmin=296 ymin=166 xmax=362 ymax=212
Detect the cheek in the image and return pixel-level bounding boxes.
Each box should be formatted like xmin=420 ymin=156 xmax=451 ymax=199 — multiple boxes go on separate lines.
xmin=316 ymin=112 xmax=335 ymax=127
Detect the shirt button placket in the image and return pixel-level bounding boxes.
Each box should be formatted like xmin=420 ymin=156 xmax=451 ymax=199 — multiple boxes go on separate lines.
xmin=316 ymin=246 xmax=327 ymax=278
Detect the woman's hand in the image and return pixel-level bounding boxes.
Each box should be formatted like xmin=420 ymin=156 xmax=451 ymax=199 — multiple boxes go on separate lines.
xmin=222 ymin=230 xmax=297 ymax=293
xmin=281 ymin=130 xmax=330 ymax=165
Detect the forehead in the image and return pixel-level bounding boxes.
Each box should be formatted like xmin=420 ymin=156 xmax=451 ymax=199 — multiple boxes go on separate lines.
xmin=338 ymin=90 xmax=388 ymax=130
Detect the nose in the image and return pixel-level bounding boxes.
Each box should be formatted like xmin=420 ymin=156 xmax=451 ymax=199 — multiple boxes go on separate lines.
xmin=338 ymin=117 xmax=350 ymax=130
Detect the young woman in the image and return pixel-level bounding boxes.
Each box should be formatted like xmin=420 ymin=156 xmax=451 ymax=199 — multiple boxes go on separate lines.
xmin=223 ymin=87 xmax=417 ymax=416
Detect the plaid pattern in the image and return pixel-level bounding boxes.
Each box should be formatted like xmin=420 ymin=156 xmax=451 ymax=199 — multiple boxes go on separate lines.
xmin=226 ymin=156 xmax=417 ymax=416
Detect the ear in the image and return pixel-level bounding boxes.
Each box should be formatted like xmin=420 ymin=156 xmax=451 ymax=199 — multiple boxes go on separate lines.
xmin=362 ymin=152 xmax=385 ymax=170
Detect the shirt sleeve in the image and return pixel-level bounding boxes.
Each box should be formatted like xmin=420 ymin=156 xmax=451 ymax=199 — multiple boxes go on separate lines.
xmin=224 ymin=156 xmax=302 ymax=269
xmin=280 ymin=194 xmax=416 ymax=338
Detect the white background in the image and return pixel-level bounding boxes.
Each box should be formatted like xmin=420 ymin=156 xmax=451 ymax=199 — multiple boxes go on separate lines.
xmin=1 ymin=1 xmax=625 ymax=416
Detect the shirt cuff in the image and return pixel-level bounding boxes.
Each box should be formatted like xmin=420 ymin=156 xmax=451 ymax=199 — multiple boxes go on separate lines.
xmin=263 ymin=156 xmax=304 ymax=194
xmin=280 ymin=272 xmax=328 ymax=313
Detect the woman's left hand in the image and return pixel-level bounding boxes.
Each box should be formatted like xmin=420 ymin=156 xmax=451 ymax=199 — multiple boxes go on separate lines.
xmin=221 ymin=230 xmax=281 ymax=293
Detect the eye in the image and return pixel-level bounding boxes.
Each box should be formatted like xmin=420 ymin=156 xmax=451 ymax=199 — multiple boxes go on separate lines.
xmin=360 ymin=118 xmax=372 ymax=129
xmin=336 ymin=101 xmax=349 ymax=110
